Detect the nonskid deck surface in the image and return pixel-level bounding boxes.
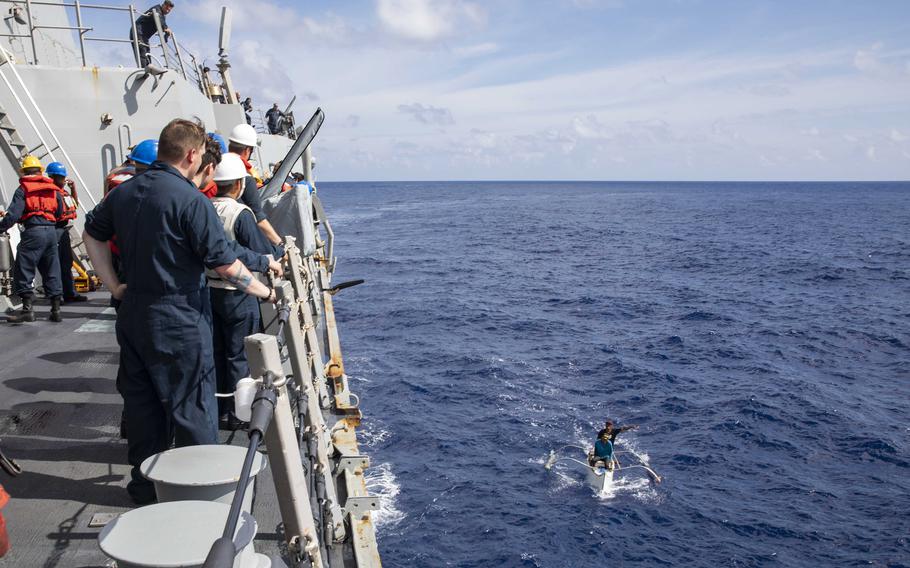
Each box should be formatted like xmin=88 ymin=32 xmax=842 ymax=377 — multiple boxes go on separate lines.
xmin=0 ymin=292 xmax=284 ymax=567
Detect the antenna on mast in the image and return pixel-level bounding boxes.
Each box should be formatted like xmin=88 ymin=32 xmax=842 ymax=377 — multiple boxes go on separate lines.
xmin=218 ymin=6 xmax=232 ymax=57
xmin=216 ymin=6 xmax=237 ymax=104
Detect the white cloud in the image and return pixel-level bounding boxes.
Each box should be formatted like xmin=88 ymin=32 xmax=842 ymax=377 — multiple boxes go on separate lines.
xmin=866 ymin=146 xmax=877 ymax=161
xmin=749 ymin=83 xmax=791 ymax=97
xmin=570 ymin=0 xmax=623 ymax=8
xmin=376 ymin=0 xmax=485 ymax=42
xmin=234 ymin=38 xmax=294 ymax=103
xmin=852 ymin=41 xmax=910 ymax=79
xmin=398 ymin=102 xmax=455 ymax=125
xmin=854 ymin=42 xmax=884 ymax=73
xmin=453 ymin=42 xmax=500 ymax=58
xmin=185 ymin=0 xmax=353 ymax=44
xmin=807 ymin=148 xmax=827 ymax=162
xmin=571 ymin=115 xmax=611 ymax=139
xmin=178 ymin=1 xmax=910 ymax=180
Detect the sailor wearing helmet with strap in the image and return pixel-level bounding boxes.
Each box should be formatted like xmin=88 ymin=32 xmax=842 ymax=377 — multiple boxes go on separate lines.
xmin=105 ymin=139 xmax=158 ymax=195
xmin=104 ymin=139 xmax=158 ymax=311
xmin=1 ymin=155 xmax=65 ymax=323
xmin=46 ymin=162 xmax=87 ymax=303
xmin=207 ymin=153 xmax=284 ymax=428
xmin=226 ymin=123 xmax=283 ymax=245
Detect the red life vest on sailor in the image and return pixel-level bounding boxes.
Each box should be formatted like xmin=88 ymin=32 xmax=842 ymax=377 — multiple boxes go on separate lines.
xmin=19 ymin=176 xmax=59 ymax=222
xmin=57 ymin=186 xmax=77 ymax=222
xmin=105 ymin=164 xmax=135 ymax=196
xmin=200 ymin=180 xmax=217 ymax=199
xmin=103 ymin=165 xmax=136 ymax=256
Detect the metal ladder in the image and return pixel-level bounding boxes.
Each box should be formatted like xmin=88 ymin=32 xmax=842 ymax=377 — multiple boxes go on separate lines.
xmin=0 ymin=44 xmax=96 ymax=213
xmin=0 ymin=44 xmax=99 ymax=305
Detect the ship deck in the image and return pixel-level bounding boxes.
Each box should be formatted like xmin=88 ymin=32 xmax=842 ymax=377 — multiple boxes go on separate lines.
xmin=0 ymin=293 xmax=285 ymax=567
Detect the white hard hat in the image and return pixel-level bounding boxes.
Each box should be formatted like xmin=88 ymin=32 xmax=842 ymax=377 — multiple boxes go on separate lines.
xmin=227 ymin=123 xmax=257 ymax=147
xmin=213 ymin=153 xmax=248 ymax=182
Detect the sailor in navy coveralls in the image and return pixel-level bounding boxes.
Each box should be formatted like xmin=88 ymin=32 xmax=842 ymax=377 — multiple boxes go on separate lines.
xmin=83 ymin=119 xmax=280 ymax=504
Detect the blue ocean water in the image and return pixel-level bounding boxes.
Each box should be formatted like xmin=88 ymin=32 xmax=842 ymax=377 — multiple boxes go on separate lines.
xmin=321 ymin=181 xmax=910 ymax=567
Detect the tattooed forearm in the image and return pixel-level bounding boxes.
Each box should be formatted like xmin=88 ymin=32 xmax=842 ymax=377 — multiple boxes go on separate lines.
xmin=214 ymin=259 xmax=272 ymax=299
xmin=225 ymin=264 xmax=254 ymax=291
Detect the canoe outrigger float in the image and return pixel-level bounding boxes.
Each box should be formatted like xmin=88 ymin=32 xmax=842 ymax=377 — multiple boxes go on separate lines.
xmin=545 ymin=445 xmax=661 ymax=497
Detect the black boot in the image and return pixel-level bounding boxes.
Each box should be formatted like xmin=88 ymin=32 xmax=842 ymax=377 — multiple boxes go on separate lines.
xmin=7 ymin=295 xmax=35 ymax=323
xmin=49 ymin=296 xmax=62 ymax=323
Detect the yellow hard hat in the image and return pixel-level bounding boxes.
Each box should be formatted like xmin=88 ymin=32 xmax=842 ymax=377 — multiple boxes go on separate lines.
xmin=21 ymin=155 xmax=42 ymax=171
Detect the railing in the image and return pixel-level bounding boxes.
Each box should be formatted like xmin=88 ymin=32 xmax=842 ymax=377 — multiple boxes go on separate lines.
xmin=250 ymin=108 xmax=298 ymax=139
xmin=0 ymin=42 xmax=97 ymax=211
xmin=0 ymin=1 xmax=298 ymax=137
xmin=0 ymin=1 xmax=202 ymax=88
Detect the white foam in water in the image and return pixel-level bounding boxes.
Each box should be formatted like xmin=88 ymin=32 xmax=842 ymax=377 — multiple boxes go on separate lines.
xmin=360 ymin=424 xmax=391 ymax=448
xmin=364 ymin=462 xmax=405 ymax=530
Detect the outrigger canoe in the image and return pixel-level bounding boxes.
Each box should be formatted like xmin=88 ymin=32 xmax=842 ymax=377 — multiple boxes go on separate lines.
xmin=545 ymin=445 xmax=661 ymax=497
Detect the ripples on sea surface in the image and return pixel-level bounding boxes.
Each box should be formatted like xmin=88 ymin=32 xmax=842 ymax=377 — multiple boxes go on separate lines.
xmin=321 ymin=181 xmax=909 ymax=567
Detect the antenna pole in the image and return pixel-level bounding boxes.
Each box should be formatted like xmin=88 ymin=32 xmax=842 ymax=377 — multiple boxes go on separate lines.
xmin=217 ymin=7 xmax=237 ymax=104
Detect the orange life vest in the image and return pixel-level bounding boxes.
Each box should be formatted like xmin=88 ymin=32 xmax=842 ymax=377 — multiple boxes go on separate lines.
xmin=103 ymin=165 xmax=136 ymax=256
xmin=239 ymin=155 xmax=264 ymax=188
xmin=57 ymin=186 xmax=77 ymax=222
xmin=105 ymin=164 xmax=135 ymax=196
xmin=0 ymin=483 xmax=9 ymax=558
xmin=19 ymin=176 xmax=58 ymax=222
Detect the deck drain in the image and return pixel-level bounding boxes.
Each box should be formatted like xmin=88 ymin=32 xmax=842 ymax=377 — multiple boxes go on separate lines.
xmin=89 ymin=513 xmax=119 ymax=528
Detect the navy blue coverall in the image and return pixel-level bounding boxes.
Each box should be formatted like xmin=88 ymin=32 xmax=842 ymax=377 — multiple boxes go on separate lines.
xmin=84 ymin=161 xmax=264 ymax=503
xmin=0 ymin=186 xmax=63 ymax=298
xmin=130 ymin=4 xmax=169 ymax=67
xmin=240 ymin=175 xmax=267 ymax=222
xmin=210 ymin=202 xmax=283 ymax=416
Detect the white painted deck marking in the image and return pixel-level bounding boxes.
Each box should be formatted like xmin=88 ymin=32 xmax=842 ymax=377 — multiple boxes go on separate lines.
xmin=74 ymin=307 xmax=116 ymax=333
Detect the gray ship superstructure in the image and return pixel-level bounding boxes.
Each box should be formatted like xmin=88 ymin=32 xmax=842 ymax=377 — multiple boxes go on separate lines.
xmin=0 ymin=2 xmax=382 ymax=566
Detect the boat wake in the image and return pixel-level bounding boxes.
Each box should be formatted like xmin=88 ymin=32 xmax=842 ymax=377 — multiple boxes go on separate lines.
xmin=364 ymin=462 xmax=405 ymax=530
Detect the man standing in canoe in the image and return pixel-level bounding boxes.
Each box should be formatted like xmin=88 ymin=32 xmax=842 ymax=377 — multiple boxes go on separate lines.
xmin=590 ymin=420 xmax=637 ymax=469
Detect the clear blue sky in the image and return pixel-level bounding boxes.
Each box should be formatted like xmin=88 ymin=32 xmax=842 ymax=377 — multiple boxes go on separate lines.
xmin=112 ymin=1 xmax=910 ymax=181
